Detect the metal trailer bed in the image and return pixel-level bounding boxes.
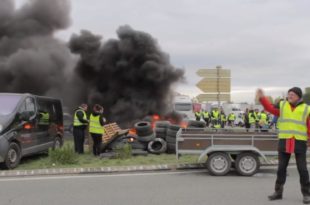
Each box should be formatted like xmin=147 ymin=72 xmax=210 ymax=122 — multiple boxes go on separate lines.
xmin=176 ymin=128 xmax=279 ymax=176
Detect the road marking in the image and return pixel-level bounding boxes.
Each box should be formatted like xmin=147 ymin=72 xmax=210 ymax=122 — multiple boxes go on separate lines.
xmin=0 ymin=170 xmax=207 ymax=182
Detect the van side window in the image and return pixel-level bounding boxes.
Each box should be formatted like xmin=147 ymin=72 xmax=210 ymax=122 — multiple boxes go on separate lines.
xmin=37 ymin=98 xmax=57 ymax=125
xmin=19 ymin=97 xmax=36 ymax=117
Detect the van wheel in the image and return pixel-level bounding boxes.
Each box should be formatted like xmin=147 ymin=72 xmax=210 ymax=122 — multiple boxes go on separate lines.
xmin=207 ymin=152 xmax=231 ymax=176
xmin=235 ymin=152 xmax=260 ymax=176
xmin=3 ymin=142 xmax=21 ymax=169
xmin=53 ymin=137 xmax=63 ymax=150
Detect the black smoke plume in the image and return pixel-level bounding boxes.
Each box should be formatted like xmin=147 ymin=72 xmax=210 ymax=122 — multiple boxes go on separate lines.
xmin=0 ymin=0 xmax=184 ymax=127
xmin=69 ymin=26 xmax=184 ymax=126
xmin=0 ymin=0 xmax=72 ymax=97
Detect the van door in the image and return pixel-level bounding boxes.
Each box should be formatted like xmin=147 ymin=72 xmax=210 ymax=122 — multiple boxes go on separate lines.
xmin=36 ymin=98 xmax=54 ymax=147
xmin=16 ymin=97 xmax=37 ymax=155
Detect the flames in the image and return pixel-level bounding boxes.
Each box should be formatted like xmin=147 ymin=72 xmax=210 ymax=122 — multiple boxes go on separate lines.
xmin=152 ymin=114 xmax=188 ymax=129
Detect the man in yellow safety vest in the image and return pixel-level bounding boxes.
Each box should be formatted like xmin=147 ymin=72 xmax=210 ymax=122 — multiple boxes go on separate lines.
xmin=89 ymin=104 xmax=106 ymax=156
xmin=73 ymin=104 xmax=89 ymax=154
xmin=257 ymin=87 xmax=310 ymax=204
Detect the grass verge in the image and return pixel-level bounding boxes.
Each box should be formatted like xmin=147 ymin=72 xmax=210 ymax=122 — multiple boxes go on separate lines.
xmin=16 ymin=140 xmax=198 ymax=170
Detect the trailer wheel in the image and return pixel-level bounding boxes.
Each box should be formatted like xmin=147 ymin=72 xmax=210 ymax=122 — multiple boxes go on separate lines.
xmin=235 ymin=152 xmax=260 ymax=176
xmin=207 ymin=152 xmax=231 ymax=176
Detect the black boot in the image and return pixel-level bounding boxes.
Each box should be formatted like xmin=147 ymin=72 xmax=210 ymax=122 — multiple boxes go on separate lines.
xmin=303 ymin=196 xmax=310 ymax=204
xmin=301 ymin=185 xmax=310 ymax=204
xmin=268 ymin=183 xmax=283 ymax=200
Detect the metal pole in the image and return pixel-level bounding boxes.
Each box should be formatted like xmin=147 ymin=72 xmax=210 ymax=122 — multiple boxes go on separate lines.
xmin=216 ymin=65 xmax=221 ymax=107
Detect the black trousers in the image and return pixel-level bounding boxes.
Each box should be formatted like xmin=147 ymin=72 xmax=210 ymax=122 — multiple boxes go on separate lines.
xmin=91 ymin=133 xmax=102 ymax=156
xmin=276 ymin=151 xmax=310 ymax=188
xmin=73 ymin=127 xmax=86 ymax=154
xmin=203 ymin=118 xmax=210 ymax=127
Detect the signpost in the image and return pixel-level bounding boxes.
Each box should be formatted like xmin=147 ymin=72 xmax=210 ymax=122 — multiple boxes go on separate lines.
xmin=196 ymin=66 xmax=231 ymax=105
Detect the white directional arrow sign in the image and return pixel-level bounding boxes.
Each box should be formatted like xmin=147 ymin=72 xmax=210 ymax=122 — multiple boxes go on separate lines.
xmin=196 ymin=78 xmax=231 ymax=93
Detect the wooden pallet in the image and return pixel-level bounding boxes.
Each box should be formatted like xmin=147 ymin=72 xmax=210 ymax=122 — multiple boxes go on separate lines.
xmin=102 ymin=123 xmax=129 ymax=144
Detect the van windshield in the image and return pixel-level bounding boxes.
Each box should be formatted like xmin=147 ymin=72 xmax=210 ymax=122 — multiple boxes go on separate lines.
xmin=0 ymin=95 xmax=22 ymax=116
xmin=175 ymin=103 xmax=192 ymax=111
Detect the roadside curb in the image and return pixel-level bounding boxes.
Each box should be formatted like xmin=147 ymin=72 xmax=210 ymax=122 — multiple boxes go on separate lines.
xmin=0 ymin=159 xmax=300 ymax=178
xmin=0 ymin=163 xmax=209 ymax=178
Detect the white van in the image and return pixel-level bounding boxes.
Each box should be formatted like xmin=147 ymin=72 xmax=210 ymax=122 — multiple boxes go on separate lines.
xmin=173 ymin=95 xmax=195 ymax=121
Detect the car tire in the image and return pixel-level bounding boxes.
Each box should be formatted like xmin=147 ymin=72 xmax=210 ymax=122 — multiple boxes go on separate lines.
xmin=155 ymin=127 xmax=166 ymax=133
xmin=188 ymin=120 xmax=206 ymax=128
xmin=155 ymin=133 xmax=166 ymax=139
xmin=138 ymin=133 xmax=156 ymax=142
xmin=155 ymin=121 xmax=170 ymax=128
xmin=166 ymin=142 xmax=176 ymax=154
xmin=166 ymin=129 xmax=178 ymax=137
xmin=2 ymin=142 xmax=21 ymax=169
xmin=147 ymin=138 xmax=167 ymax=154
xmin=168 ymin=124 xmax=181 ymax=131
xmin=134 ymin=121 xmax=153 ymax=136
xmin=166 ymin=135 xmax=176 ymax=143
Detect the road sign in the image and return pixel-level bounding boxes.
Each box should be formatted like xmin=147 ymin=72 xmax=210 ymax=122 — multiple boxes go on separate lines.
xmin=197 ymin=94 xmax=231 ymax=102
xmin=196 ymin=66 xmax=231 ymax=104
xmin=196 ymin=69 xmax=231 ymax=78
xmin=196 ymin=78 xmax=231 ymax=92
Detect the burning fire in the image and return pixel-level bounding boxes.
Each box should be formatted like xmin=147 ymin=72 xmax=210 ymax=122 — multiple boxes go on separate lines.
xmin=128 ymin=128 xmax=137 ymax=135
xmin=151 ymin=114 xmax=188 ymax=129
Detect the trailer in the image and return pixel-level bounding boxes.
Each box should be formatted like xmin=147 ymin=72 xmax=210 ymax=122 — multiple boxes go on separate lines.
xmin=176 ymin=128 xmax=278 ymax=176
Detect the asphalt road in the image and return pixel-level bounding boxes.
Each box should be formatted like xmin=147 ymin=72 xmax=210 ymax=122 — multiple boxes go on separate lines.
xmin=0 ymin=166 xmax=306 ymax=205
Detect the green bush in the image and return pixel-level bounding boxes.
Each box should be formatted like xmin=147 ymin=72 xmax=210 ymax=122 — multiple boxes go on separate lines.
xmin=48 ymin=144 xmax=78 ymax=165
xmin=114 ymin=143 xmax=132 ymax=159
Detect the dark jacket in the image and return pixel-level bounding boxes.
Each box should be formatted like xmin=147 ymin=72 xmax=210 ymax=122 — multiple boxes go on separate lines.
xmin=74 ymin=109 xmax=88 ymax=129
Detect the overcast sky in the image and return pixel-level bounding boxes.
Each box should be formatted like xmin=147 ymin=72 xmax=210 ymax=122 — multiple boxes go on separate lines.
xmin=17 ymin=0 xmax=310 ymax=103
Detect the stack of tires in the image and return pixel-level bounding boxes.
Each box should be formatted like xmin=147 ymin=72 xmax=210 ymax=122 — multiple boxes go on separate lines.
xmin=144 ymin=121 xmax=171 ymax=154
xmin=166 ymin=124 xmax=181 ymax=153
xmin=187 ymin=120 xmax=206 ymax=128
xmin=134 ymin=121 xmax=155 ymax=150
xmin=154 ymin=121 xmax=170 ymax=139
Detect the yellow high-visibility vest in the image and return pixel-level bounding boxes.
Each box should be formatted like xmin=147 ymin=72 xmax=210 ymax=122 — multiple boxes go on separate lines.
xmin=260 ymin=113 xmax=268 ymax=124
xmin=73 ymin=109 xmax=88 ymax=126
xmin=39 ymin=112 xmax=49 ymax=125
xmin=277 ymin=101 xmax=310 ymax=141
xmin=212 ymin=110 xmax=219 ymax=120
xmin=221 ymin=114 xmax=227 ymax=122
xmin=89 ymin=114 xmax=105 ymax=134
xmin=203 ymin=112 xmax=209 ymax=118
xmin=228 ymin=114 xmax=236 ymax=121
xmin=195 ymin=112 xmax=201 ymax=117
xmin=248 ymin=113 xmax=256 ymax=124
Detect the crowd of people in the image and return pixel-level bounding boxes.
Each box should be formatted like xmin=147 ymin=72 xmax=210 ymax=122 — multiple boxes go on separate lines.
xmin=194 ymin=107 xmax=277 ymax=131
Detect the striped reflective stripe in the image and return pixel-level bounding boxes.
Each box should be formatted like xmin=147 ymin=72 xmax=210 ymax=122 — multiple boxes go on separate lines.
xmin=89 ymin=120 xmax=102 ymax=129
xmin=89 ymin=114 xmax=104 ymax=134
xmin=278 ymin=130 xmax=308 ymax=136
xmin=277 ymin=118 xmax=305 ymax=125
xmin=278 ymin=101 xmax=306 ymax=125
